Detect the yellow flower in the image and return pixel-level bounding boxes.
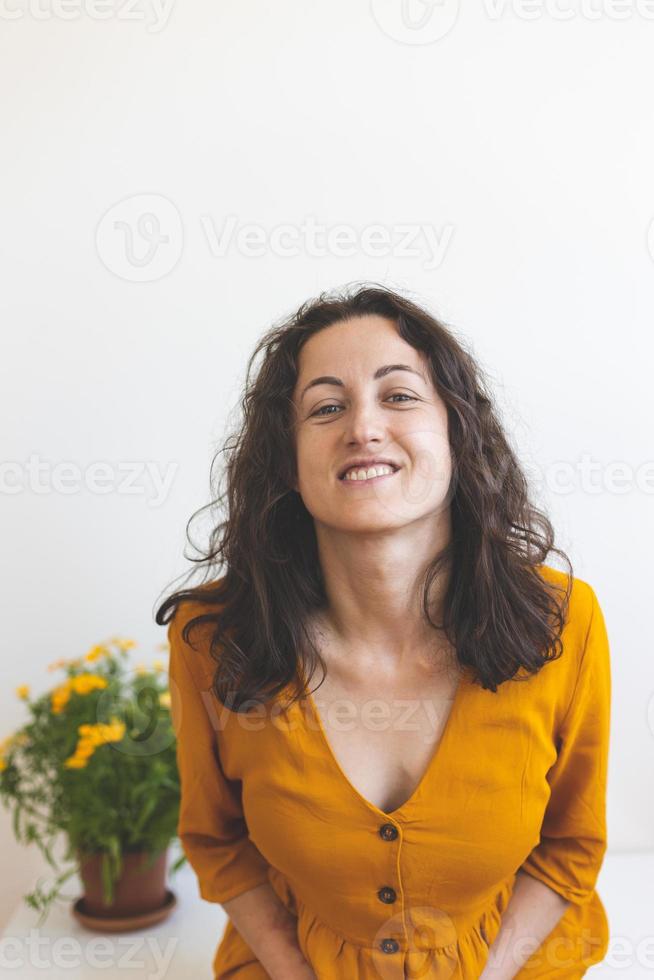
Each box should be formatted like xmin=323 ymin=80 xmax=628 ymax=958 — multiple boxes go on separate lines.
xmin=114 ymin=639 xmax=136 ymax=652
xmin=76 ymin=726 xmax=103 ymax=746
xmin=47 ymin=658 xmax=70 ymax=672
xmin=69 ymin=674 xmax=108 ymax=695
xmin=51 ymin=673 xmax=107 ymax=714
xmin=86 ymin=719 xmax=125 ymax=743
xmin=15 ymin=685 xmax=30 ymax=700
xmin=0 ymin=759 xmax=7 ymax=772
xmin=64 ymin=718 xmax=126 ymax=771
xmin=152 ymin=660 xmax=166 ymax=672
xmin=135 ymin=664 xmax=149 ymax=676
xmin=84 ymin=644 xmax=108 ymax=663
xmin=102 ymin=719 xmax=126 ymax=743
xmin=51 ymin=682 xmax=71 ymax=714
xmin=158 ymin=691 xmax=171 ymax=708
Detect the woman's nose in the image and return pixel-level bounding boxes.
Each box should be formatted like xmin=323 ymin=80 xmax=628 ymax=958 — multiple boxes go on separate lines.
xmin=343 ymin=402 xmax=387 ymax=446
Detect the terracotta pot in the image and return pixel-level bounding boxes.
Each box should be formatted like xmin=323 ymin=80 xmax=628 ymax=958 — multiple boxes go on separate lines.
xmin=77 ymin=848 xmax=168 ymax=917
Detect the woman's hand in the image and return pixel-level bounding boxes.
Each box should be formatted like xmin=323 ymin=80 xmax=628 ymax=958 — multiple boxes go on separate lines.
xmin=222 ymin=882 xmax=316 ymax=979
xmin=281 ymin=964 xmax=317 ymax=980
xmin=478 ymin=870 xmax=571 ymax=980
xmin=266 ymin=943 xmax=316 ymax=980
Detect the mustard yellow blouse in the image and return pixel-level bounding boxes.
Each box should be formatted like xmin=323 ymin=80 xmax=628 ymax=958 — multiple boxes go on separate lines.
xmin=167 ymin=564 xmax=611 ymax=978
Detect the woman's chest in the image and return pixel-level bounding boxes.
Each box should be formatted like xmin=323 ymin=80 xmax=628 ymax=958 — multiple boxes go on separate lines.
xmin=219 ymin=669 xmax=563 ymax=905
xmin=305 ymin=665 xmax=463 ymax=815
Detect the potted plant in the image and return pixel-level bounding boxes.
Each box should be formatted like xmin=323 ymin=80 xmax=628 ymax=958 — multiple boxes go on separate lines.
xmin=0 ymin=637 xmax=187 ymax=931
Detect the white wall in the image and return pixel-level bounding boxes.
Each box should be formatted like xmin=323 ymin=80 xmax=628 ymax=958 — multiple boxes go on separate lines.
xmin=2 ymin=0 xmax=653 ymax=923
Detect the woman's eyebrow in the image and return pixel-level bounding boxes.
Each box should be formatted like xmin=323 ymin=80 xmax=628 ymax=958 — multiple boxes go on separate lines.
xmin=299 ymin=364 xmax=426 ymax=401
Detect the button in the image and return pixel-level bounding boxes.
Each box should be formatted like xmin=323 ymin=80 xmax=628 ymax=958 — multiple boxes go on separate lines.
xmin=378 ymin=886 xmax=397 ymax=904
xmin=379 ymin=823 xmax=398 ymax=841
xmin=380 ymin=938 xmax=399 ymax=954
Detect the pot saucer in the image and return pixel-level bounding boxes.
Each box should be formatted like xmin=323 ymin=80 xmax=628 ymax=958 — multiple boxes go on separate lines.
xmin=71 ymin=888 xmax=177 ymax=932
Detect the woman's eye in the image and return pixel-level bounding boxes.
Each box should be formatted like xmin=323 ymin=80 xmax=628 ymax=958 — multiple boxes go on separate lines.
xmin=389 ymin=393 xmax=417 ymax=403
xmin=311 ymin=404 xmax=341 ymax=417
xmin=311 ymin=394 xmax=417 ymax=417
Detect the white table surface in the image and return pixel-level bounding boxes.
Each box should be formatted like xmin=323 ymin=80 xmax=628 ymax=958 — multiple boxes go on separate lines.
xmin=1 ymin=851 xmax=652 ymax=977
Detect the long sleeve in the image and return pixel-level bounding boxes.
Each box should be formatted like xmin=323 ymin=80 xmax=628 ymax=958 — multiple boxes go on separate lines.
xmin=520 ymin=583 xmax=611 ymax=904
xmin=167 ymin=605 xmax=271 ymax=904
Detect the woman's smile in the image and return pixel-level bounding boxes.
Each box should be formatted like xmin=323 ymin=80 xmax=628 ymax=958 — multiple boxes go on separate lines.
xmin=338 ymin=466 xmax=400 ymax=488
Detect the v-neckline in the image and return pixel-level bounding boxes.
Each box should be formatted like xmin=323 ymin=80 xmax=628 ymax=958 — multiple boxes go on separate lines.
xmin=298 ymin=659 xmax=470 ymax=820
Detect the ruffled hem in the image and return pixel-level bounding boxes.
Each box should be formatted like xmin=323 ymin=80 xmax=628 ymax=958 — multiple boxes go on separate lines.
xmin=293 ymin=894 xmax=507 ymax=979
xmin=213 ymin=871 xmax=512 ymax=979
xmin=212 ymin=871 xmax=608 ymax=979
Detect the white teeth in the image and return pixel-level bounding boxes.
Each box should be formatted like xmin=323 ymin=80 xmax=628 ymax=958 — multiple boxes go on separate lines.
xmin=342 ymin=465 xmax=395 ymax=481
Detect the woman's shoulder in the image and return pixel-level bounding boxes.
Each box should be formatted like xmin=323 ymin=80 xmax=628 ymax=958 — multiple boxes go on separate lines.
xmin=534 ymin=562 xmax=603 ymax=685
xmin=169 ymin=577 xmax=225 ymax=624
xmin=167 ymin=577 xmax=227 ymax=688
xmin=536 ymin=562 xmax=598 ymax=630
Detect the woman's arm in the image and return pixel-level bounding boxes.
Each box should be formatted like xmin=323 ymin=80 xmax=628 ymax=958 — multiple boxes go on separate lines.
xmin=482 ymin=582 xmax=611 ymax=979
xmin=479 ymin=869 xmax=570 ymax=979
xmin=167 ymin=607 xmax=316 ymax=978
xmin=222 ymin=882 xmax=317 ymax=980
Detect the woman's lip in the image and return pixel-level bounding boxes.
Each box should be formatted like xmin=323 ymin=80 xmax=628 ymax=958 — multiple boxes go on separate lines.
xmin=339 ymin=467 xmax=400 ymax=487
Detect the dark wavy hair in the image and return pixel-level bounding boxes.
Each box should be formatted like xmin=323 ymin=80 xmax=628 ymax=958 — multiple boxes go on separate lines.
xmin=155 ymin=282 xmax=573 ymax=709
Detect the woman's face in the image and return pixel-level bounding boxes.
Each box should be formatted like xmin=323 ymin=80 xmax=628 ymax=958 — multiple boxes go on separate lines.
xmin=291 ymin=315 xmax=453 ymax=534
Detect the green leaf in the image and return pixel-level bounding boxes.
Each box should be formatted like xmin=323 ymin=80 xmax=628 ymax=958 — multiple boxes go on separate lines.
xmin=168 ymin=853 xmax=187 ymax=874
xmin=129 ymin=794 xmax=158 ymax=838
xmin=108 ymin=836 xmax=123 ymax=881
xmin=12 ymin=804 xmax=23 ymax=842
xmin=100 ymin=853 xmax=114 ymax=905
xmin=41 ymin=841 xmax=58 ymax=870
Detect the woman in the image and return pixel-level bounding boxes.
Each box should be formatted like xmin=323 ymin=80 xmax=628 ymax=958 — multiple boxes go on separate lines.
xmin=155 ymin=284 xmax=611 ymax=979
